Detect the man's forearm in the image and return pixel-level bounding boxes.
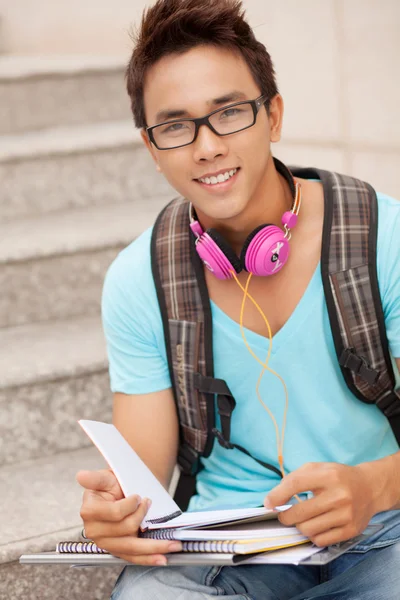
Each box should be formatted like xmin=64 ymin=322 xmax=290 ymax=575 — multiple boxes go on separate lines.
xmin=359 ymin=450 xmax=400 ymax=513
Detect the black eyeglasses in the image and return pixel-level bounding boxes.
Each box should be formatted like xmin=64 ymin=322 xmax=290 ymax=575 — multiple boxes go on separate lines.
xmin=146 ymin=95 xmax=268 ymax=150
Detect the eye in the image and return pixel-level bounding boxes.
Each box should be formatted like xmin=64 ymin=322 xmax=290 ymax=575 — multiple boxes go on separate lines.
xmin=162 ymin=122 xmax=188 ymax=133
xmin=221 ymin=107 xmax=242 ymax=118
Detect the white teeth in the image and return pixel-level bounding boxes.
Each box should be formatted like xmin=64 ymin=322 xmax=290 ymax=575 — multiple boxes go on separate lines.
xmin=199 ymin=168 xmax=237 ymax=185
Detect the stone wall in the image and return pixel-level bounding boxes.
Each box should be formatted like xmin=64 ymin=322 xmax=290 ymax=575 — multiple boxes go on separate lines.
xmin=1 ymin=0 xmax=398 ymax=197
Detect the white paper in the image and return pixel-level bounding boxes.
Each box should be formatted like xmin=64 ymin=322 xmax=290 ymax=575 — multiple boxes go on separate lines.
xmin=150 ymin=505 xmax=289 ymax=530
xmin=79 ymin=420 xmax=181 ymax=526
xmin=242 ymin=543 xmax=321 ymax=565
xmin=165 ymin=521 xmax=302 ymax=541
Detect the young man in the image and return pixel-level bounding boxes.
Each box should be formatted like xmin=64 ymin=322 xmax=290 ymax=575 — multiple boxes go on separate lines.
xmin=77 ymin=0 xmax=400 ymax=597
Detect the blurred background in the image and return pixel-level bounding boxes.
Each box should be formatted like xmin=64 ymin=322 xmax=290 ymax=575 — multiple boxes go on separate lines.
xmin=0 ymin=1 xmax=399 ymax=598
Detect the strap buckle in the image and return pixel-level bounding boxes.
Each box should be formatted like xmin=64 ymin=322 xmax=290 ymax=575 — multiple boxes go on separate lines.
xmin=212 ymin=428 xmax=234 ymax=450
xmin=339 ymin=348 xmax=380 ymax=385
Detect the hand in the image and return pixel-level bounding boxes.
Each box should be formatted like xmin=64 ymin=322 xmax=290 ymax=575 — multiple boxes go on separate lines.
xmin=264 ymin=462 xmax=378 ymax=547
xmin=76 ymin=469 xmax=182 ymax=565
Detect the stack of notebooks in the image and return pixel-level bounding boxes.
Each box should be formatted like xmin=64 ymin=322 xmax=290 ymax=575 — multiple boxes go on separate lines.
xmin=56 ymin=516 xmax=310 ymax=558
xmin=19 ymin=420 xmax=383 ymax=567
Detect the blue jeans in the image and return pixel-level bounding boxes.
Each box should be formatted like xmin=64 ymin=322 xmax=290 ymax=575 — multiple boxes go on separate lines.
xmin=111 ymin=511 xmax=400 ymax=599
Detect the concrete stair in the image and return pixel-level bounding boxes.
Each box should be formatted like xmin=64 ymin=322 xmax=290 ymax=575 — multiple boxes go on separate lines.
xmin=0 ymin=120 xmax=174 ymax=222
xmin=0 ymin=56 xmax=131 ymax=135
xmin=1 ymin=447 xmax=122 ymax=599
xmin=0 ymin=200 xmax=169 ymax=328
xmin=0 ymin=316 xmax=110 ymax=466
xmin=0 ymin=56 xmax=174 ymax=598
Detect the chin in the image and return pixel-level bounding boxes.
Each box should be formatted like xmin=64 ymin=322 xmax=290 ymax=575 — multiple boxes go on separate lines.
xmin=192 ymin=196 xmax=249 ymax=224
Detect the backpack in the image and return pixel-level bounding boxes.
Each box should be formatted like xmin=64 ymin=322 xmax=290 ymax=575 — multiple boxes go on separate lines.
xmin=151 ymin=165 xmax=400 ymax=509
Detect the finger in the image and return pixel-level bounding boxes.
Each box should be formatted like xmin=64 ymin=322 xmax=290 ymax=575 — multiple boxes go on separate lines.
xmin=83 ymin=510 xmax=143 ymax=539
xmin=76 ymin=470 xmax=123 ymax=500
xmin=132 ymin=497 xmax=153 ymax=527
xmin=265 ymin=465 xmax=324 ymax=508
xmin=81 ymin=494 xmax=142 ymax=524
xmin=277 ymin=492 xmax=337 ymax=527
xmin=294 ymin=509 xmax=350 ymax=541
xmin=312 ymin=525 xmax=358 ymax=548
xmin=94 ymin=536 xmax=183 ymax=558
xmin=113 ymin=552 xmax=169 ymax=566
xmin=85 ymin=498 xmax=157 ymax=538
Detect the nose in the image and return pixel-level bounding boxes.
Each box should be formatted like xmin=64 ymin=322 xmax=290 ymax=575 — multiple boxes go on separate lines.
xmin=192 ymin=122 xmax=228 ymax=162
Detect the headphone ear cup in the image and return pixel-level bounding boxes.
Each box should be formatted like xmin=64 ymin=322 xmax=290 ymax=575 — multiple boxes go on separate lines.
xmin=241 ymin=224 xmax=290 ymax=276
xmin=206 ymin=229 xmax=242 ymax=274
xmin=240 ymin=224 xmax=270 ymax=267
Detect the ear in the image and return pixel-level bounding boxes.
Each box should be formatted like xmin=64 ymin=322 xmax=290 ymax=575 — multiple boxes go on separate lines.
xmin=140 ymin=129 xmax=161 ymax=171
xmin=268 ymin=94 xmax=284 ymax=144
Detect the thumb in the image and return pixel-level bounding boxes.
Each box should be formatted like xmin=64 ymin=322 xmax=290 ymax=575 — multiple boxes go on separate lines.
xmin=264 ymin=477 xmax=297 ymax=510
xmin=76 ymin=469 xmax=124 ymax=500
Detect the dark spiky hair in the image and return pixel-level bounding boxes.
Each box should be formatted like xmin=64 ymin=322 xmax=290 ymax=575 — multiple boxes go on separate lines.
xmin=126 ymin=0 xmax=279 ymax=129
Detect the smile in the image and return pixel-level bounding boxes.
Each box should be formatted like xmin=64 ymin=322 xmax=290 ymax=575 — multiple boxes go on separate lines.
xmin=195 ymin=168 xmax=240 ymax=193
xmin=198 ymin=168 xmax=238 ymax=185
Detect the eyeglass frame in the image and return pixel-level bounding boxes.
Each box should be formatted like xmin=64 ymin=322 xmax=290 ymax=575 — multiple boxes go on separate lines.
xmin=145 ymin=94 xmax=269 ymax=150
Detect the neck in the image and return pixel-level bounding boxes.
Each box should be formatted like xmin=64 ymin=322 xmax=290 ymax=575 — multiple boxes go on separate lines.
xmin=195 ymin=155 xmax=294 ymax=255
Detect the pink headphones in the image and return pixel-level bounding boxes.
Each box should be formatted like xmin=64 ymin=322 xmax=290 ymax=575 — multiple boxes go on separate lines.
xmin=189 ymin=158 xmax=302 ymax=280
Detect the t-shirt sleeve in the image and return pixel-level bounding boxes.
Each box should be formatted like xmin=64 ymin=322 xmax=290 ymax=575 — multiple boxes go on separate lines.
xmin=377 ymin=195 xmax=400 ymax=359
xmin=101 ymin=236 xmax=171 ymax=395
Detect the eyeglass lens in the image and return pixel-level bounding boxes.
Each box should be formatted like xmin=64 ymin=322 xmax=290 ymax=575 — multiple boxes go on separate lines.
xmin=153 ymin=103 xmax=255 ymax=149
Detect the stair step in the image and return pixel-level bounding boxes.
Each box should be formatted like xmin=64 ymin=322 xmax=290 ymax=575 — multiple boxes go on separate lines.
xmin=0 ymin=55 xmax=130 ymax=136
xmin=0 ymin=447 xmax=121 ymax=598
xmin=4 ymin=561 xmax=121 ymax=600
xmin=0 ymin=198 xmax=163 ymax=263
xmin=0 ymin=447 xmax=106 ymax=563
xmin=0 ymin=120 xmax=174 ymax=222
xmin=0 ymin=316 xmax=107 ymax=390
xmin=0 ymin=315 xmax=112 ymax=465
xmin=0 ymin=199 xmax=168 ymax=328
xmin=0 ymin=119 xmax=140 ymax=163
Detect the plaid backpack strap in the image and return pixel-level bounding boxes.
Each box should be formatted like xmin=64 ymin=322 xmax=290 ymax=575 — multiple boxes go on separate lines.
xmin=151 ymin=197 xmax=234 ymax=505
xmin=151 ymin=197 xmax=214 ymax=473
xmin=294 ymin=167 xmax=400 ymax=443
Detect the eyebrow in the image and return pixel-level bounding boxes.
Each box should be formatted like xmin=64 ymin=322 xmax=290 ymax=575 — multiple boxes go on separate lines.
xmin=153 ymin=91 xmax=248 ymax=124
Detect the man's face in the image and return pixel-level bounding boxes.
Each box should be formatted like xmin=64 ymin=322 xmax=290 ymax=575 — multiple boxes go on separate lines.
xmin=142 ymin=45 xmax=282 ymax=222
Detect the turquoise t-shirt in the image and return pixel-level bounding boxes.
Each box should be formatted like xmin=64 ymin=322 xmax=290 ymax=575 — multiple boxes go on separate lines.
xmin=102 ymin=191 xmax=400 ymax=511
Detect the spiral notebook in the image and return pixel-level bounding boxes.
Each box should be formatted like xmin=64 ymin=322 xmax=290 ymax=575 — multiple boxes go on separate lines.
xmin=57 ymin=536 xmax=309 ymax=556
xmin=56 ymin=519 xmax=310 ymax=556
xmin=20 ymin=524 xmax=383 ymax=567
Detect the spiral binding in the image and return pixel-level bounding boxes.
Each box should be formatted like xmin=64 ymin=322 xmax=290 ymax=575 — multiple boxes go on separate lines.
xmin=56 ymin=541 xmax=108 ymax=554
xmin=145 ymin=510 xmax=182 ymax=524
xmin=57 ymin=537 xmax=236 ymax=554
xmin=182 ymin=540 xmax=234 ymax=553
xmin=141 ymin=529 xmax=176 ymax=540
xmin=141 ymin=531 xmax=236 ymax=553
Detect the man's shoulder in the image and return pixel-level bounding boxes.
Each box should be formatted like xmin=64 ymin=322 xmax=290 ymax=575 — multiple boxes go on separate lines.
xmin=373 ymin=191 xmax=400 ymax=307
xmin=111 ymin=225 xmax=153 ymax=272
xmin=376 ymin=190 xmax=400 ymax=212
xmin=104 ymin=226 xmax=154 ymax=300
xmin=376 ymin=190 xmax=400 ymax=242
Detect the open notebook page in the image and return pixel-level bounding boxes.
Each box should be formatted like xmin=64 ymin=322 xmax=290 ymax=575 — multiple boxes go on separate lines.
xmin=79 ymin=420 xmax=181 ymax=526
xmin=146 ymin=506 xmax=289 ymax=530
xmin=144 ymin=521 xmax=301 ymax=540
xmin=79 ymin=420 xmax=289 ymax=530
